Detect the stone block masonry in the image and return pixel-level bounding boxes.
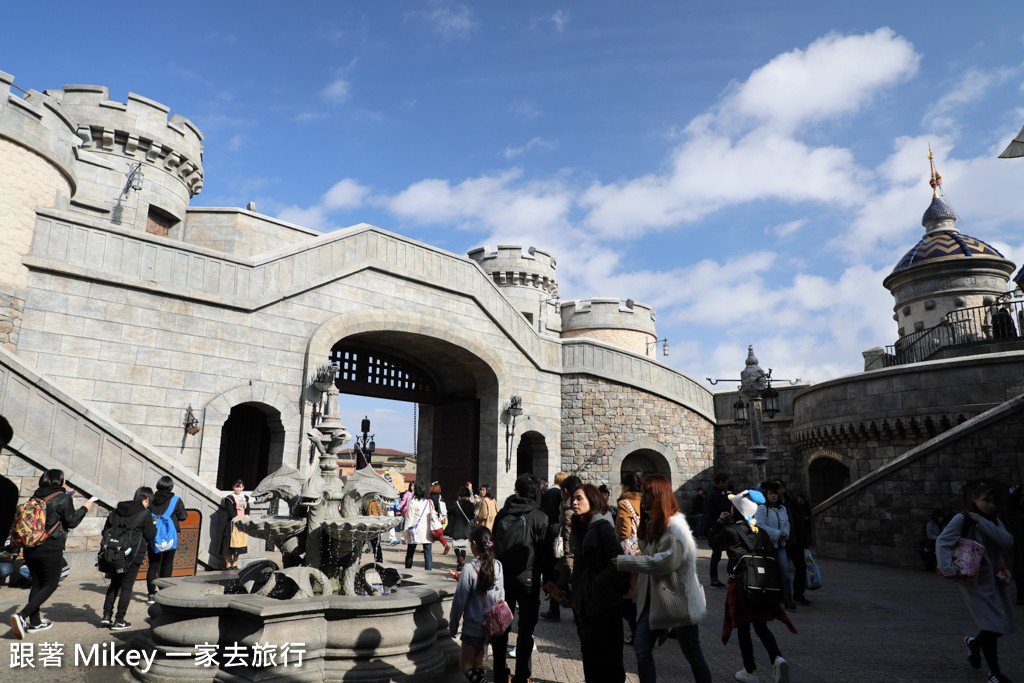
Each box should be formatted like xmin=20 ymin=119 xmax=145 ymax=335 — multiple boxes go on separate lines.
xmin=560 ymin=375 xmax=714 ymax=498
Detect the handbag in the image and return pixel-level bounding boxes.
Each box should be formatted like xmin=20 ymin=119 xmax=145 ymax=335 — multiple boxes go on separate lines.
xmin=428 ymin=501 xmax=446 ymax=542
xmin=620 ymin=500 xmax=643 ymax=557
xmin=946 ymin=515 xmax=986 ymax=585
xmin=804 ymin=548 xmax=823 ymax=590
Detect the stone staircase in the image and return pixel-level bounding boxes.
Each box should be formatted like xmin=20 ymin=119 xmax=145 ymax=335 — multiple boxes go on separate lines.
xmin=0 ymin=345 xmax=226 ymax=567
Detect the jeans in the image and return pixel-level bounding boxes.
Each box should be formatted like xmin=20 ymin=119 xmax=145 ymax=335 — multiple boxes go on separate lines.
xmin=146 ymin=547 xmax=176 ymax=595
xmin=404 ymin=543 xmax=432 ymax=570
xmin=491 ymin=583 xmax=540 ymax=683
xmin=633 ymin=606 xmax=711 ymax=683
xmin=20 ymin=550 xmax=63 ymax=625
xmin=710 ymin=547 xmax=723 ymax=582
xmin=775 ymin=546 xmax=792 ymax=600
xmin=104 ymin=564 xmax=142 ymax=621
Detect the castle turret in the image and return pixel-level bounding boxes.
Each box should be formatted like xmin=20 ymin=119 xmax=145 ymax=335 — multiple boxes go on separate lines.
xmin=559 ymin=298 xmax=658 ymax=356
xmin=0 ymin=72 xmax=79 ymax=351
xmin=883 ymin=151 xmax=1015 ymax=341
xmin=47 ymin=84 xmax=204 ymax=236
xmin=467 ymin=245 xmax=560 ymax=332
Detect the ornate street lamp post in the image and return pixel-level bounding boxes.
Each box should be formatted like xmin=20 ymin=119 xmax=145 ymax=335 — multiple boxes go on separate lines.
xmin=353 ymin=416 xmax=375 ymax=470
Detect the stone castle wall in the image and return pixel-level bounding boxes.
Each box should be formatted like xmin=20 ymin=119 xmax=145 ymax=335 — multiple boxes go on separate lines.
xmin=560 ymin=374 xmax=715 ymax=499
xmin=813 ymin=396 xmax=1024 ymax=567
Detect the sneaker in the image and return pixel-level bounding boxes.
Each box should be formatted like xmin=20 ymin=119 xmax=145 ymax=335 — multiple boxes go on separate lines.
xmin=99 ymin=615 xmax=112 ymax=627
xmin=26 ymin=620 xmax=53 ymax=633
xmin=507 ymin=647 xmax=516 ymax=658
xmin=10 ymin=613 xmax=26 ymax=640
xmin=773 ymin=656 xmax=789 ymax=683
xmin=111 ymin=620 xmax=132 ymax=631
xmin=965 ymin=636 xmax=982 ymax=669
xmin=442 ymin=544 xmax=451 ymax=555
xmin=147 ymin=594 xmax=156 ymax=604
xmin=735 ymin=669 xmax=758 ymax=682
xmin=988 ymin=674 xmax=1012 ymax=683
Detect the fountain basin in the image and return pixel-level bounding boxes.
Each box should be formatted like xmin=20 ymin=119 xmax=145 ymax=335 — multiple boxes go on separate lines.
xmin=135 ymin=568 xmax=459 ymax=682
xmin=237 ymin=516 xmax=305 ymax=546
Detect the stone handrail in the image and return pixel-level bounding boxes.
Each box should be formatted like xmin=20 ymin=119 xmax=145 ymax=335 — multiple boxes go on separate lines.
xmin=561 ymin=339 xmax=715 ymax=421
xmin=24 ymin=209 xmax=716 ymax=418
xmin=0 ymin=345 xmax=224 ymax=565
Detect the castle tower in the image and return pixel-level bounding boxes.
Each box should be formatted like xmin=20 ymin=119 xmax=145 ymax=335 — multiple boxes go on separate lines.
xmin=559 ymin=298 xmax=658 ymax=357
xmin=883 ymin=151 xmax=1015 ymax=340
xmin=47 ymin=84 xmax=204 ymax=236
xmin=0 ymin=72 xmax=79 ymax=351
xmin=467 ymin=245 xmax=560 ymax=333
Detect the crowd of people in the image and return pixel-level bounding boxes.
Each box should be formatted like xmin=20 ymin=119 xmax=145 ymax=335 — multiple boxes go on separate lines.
xmin=1 ymin=406 xmax=1020 ymax=683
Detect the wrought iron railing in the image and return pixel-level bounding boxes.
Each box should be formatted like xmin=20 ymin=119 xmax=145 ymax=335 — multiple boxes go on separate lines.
xmin=884 ymin=297 xmax=1023 ymax=366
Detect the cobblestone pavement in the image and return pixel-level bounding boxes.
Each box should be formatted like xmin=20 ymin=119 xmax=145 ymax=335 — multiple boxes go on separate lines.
xmin=3 ymin=540 xmax=1022 ymax=682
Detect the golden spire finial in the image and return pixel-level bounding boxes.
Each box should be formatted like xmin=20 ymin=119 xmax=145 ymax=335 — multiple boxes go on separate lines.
xmin=928 ymin=143 xmax=942 ymax=198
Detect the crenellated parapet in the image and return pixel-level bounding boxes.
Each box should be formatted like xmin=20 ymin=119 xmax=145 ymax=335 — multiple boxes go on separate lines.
xmin=0 ymin=71 xmax=80 ymax=193
xmin=466 ymin=245 xmax=558 ymax=296
xmin=48 ymin=84 xmax=204 ymax=199
xmin=559 ymin=298 xmax=657 ymax=356
xmin=560 ymin=298 xmax=656 ymax=334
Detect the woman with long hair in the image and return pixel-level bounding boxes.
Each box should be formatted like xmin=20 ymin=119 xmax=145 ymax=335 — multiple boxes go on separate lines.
xmin=936 ymin=481 xmax=1015 ymax=683
xmin=755 ymin=482 xmax=794 ymax=609
xmin=616 ymin=474 xmax=711 ymax=683
xmin=429 ymin=481 xmax=451 ymax=555
xmin=448 ymin=525 xmax=505 ymax=683
xmin=616 ymin=469 xmax=645 ymax=643
xmin=218 ymin=479 xmax=250 ymax=570
xmin=404 ymin=483 xmax=434 ymax=570
xmin=448 ymin=486 xmax=476 ymax=572
xmin=10 ymin=468 xmax=92 ymax=639
xmin=474 ymin=484 xmax=498 ymax=531
xmin=570 ymin=483 xmax=627 ymax=683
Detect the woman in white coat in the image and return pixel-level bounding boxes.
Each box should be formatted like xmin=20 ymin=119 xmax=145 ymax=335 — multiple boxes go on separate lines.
xmin=616 ymin=474 xmax=711 ymax=683
xmin=403 ymin=483 xmax=435 ymax=571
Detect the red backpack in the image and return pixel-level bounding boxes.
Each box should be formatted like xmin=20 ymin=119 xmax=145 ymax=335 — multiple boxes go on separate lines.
xmin=9 ymin=492 xmax=62 ymax=549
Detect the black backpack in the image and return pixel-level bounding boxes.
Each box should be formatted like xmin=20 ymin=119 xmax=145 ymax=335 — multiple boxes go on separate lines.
xmin=735 ymin=526 xmax=783 ymax=610
xmin=494 ymin=513 xmax=532 ymax=584
xmin=97 ymin=510 xmax=147 ymax=574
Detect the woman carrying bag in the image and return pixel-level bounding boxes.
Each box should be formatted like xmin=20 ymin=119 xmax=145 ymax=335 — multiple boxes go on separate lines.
xmin=616 ymin=474 xmax=711 ymax=683
xmin=936 ymin=481 xmax=1015 ymax=683
xmin=403 ymin=484 xmax=435 ymax=571
xmin=218 ymin=479 xmax=250 ymax=570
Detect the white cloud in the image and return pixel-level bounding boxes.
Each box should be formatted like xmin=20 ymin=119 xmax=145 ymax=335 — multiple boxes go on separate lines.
xmin=323 ymin=178 xmax=370 ymax=209
xmin=769 ymin=218 xmax=807 ymax=239
xmin=226 ymin=134 xmax=245 ymax=152
xmin=273 ymin=178 xmax=372 ymax=230
xmin=413 ymin=2 xmax=477 ymax=40
xmin=720 ymin=28 xmax=920 ymax=134
xmin=923 ymin=66 xmax=1019 ymax=133
xmin=322 ymin=78 xmax=351 ymax=103
xmin=504 ymin=137 xmax=557 ymax=159
xmin=551 ymin=10 xmax=570 ymax=32
xmin=508 ymin=100 xmax=542 ymax=120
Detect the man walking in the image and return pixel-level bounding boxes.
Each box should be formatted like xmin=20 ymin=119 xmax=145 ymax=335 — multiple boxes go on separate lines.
xmin=492 ymin=473 xmax=551 ymax=683
xmin=708 ymin=472 xmax=732 ymax=588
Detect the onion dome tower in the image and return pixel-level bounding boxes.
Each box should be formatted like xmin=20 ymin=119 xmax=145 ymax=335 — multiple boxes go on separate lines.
xmin=882 ymin=149 xmax=1015 ymax=339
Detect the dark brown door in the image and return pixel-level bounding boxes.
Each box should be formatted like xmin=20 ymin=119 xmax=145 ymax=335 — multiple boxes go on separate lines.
xmin=430 ymin=399 xmax=479 ymax=503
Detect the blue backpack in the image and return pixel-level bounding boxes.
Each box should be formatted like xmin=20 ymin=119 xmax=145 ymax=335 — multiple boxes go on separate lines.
xmin=149 ymin=495 xmax=179 ymax=553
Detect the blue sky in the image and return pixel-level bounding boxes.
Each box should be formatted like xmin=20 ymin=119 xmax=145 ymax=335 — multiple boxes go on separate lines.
xmin=5 ymin=2 xmax=1024 ymax=452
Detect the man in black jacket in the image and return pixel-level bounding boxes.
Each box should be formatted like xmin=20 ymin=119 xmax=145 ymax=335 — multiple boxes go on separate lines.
xmin=101 ymin=487 xmax=157 ymax=631
xmin=492 ymin=473 xmax=551 ymax=683
xmin=10 ymin=468 xmax=93 ymax=639
xmin=708 ymin=472 xmax=732 ymax=587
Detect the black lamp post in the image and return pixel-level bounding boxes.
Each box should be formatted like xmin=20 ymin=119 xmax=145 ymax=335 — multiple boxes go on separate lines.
xmin=353 ymin=416 xmax=375 ymax=470
xmin=504 ymin=396 xmax=524 ymax=473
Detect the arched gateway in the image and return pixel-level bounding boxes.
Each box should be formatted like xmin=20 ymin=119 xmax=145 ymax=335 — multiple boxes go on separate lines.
xmin=307 ymin=310 xmax=508 ymax=500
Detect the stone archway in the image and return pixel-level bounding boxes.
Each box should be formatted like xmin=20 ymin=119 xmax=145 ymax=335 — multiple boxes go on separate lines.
xmin=516 ymin=431 xmax=549 ymax=479
xmin=609 ymin=436 xmax=677 ymax=499
xmin=199 ymin=383 xmax=300 ymax=489
xmin=306 ymin=310 xmax=509 ymax=500
xmin=808 ymin=451 xmax=851 ymax=504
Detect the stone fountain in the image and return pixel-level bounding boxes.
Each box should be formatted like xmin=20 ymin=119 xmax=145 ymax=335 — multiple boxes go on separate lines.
xmin=134 ymin=383 xmax=459 ymax=681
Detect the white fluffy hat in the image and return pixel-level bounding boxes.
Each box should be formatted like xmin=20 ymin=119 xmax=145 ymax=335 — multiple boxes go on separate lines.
xmin=728 ymin=489 xmax=766 ymax=524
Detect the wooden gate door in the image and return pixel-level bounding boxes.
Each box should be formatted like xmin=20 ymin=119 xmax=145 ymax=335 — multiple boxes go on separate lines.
xmin=430 ymin=399 xmax=479 ymax=502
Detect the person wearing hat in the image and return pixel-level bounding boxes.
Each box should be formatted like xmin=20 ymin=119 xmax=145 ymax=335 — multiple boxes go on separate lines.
xmin=709 ymin=489 xmax=796 ymax=683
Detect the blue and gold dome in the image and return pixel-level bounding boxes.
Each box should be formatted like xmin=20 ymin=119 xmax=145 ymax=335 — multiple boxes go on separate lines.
xmin=892 ymin=230 xmax=1005 ymax=272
